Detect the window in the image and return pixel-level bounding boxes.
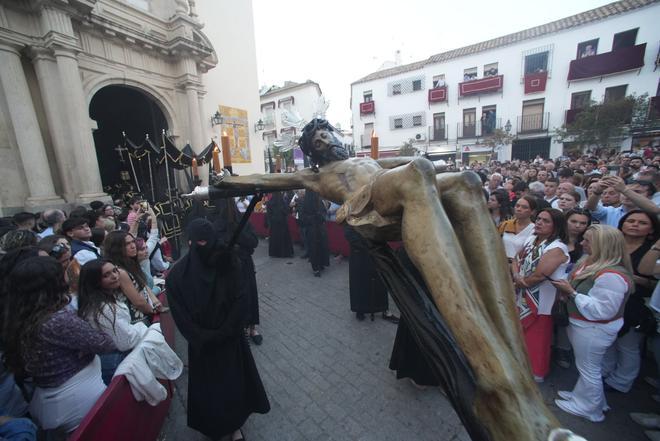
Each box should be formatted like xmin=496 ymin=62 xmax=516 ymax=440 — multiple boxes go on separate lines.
xmin=481 ymin=105 xmax=497 ymax=135
xmin=612 ymin=28 xmax=638 ymax=51
xmin=604 ymin=85 xmax=627 ymax=103
xmin=577 ymin=39 xmax=598 ymax=59
xmin=413 ymin=115 xmax=422 ymax=126
xmin=483 ymin=63 xmax=498 ymax=77
xmin=462 ymin=108 xmax=476 ymax=137
xmin=394 ymin=118 xmax=403 ymax=129
xmin=363 ymin=90 xmax=373 ymax=102
xmin=464 ymin=67 xmax=477 ymax=81
xmin=432 ymin=74 xmax=446 ymax=88
xmin=521 ymin=99 xmax=545 ymax=132
xmin=524 ymin=52 xmax=548 ymax=74
xmin=433 ymin=113 xmax=446 ymax=140
xmin=412 ymin=80 xmax=422 ymax=91
xmin=571 ymin=91 xmax=591 ymax=109
xmin=392 ymin=84 xmax=402 ymax=95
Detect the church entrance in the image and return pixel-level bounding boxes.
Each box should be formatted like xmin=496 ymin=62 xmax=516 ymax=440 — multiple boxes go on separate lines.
xmin=89 ymin=85 xmax=170 ymax=203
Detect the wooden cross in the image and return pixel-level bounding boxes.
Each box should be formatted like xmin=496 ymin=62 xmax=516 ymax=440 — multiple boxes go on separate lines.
xmin=114 ymin=144 xmax=128 ymax=163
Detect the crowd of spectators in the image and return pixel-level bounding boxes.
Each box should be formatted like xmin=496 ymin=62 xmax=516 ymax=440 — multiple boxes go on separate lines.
xmin=0 ymin=196 xmax=174 ymax=438
xmin=472 ymin=150 xmax=660 ymax=427
xmin=2 ymin=148 xmax=660 ymax=436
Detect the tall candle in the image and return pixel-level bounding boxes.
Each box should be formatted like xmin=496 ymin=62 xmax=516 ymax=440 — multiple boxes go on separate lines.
xmin=191 ymin=157 xmax=199 ymax=177
xmin=212 ymin=145 xmax=221 ymax=173
xmin=370 ymin=130 xmax=379 ymax=159
xmin=221 ymin=131 xmax=232 ymax=168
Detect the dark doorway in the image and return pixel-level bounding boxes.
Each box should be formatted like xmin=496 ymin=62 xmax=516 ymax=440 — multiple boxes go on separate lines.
xmin=89 ymin=85 xmax=169 ymax=202
xmin=511 ymin=137 xmax=551 ymax=161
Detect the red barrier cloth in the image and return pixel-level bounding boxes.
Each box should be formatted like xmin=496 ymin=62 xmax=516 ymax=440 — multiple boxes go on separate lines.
xmin=326 ymin=222 xmax=350 ymax=257
xmin=524 ymin=71 xmax=548 ymax=94
xmin=459 ymin=75 xmax=503 ymax=96
xmin=287 ymin=216 xmax=302 ymax=243
xmin=249 ymin=212 xmax=269 ymax=237
xmin=567 ymin=44 xmax=646 ymax=81
xmin=68 ymin=376 xmax=172 ymax=441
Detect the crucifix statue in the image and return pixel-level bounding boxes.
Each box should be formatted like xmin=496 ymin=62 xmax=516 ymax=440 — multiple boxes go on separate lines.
xmin=114 ymin=144 xmax=128 ymax=163
xmin=184 ymin=118 xmax=585 ymax=441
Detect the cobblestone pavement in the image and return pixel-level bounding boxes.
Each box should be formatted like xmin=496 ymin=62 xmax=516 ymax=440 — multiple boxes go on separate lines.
xmin=161 ymin=239 xmax=657 ymax=441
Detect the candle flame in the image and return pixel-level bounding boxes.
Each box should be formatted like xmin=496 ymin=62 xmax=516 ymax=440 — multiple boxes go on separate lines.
xmin=371 ymin=130 xmax=377 ymax=138
xmin=222 ymin=131 xmax=228 ymax=137
xmin=214 ymin=145 xmax=220 ymax=152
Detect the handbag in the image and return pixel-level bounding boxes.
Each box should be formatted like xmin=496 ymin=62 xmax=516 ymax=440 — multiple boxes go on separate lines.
xmin=552 ymin=299 xmax=569 ymax=327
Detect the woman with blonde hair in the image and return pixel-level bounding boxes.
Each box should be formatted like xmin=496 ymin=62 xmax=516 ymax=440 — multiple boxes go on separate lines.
xmin=551 ymin=224 xmax=633 ymax=422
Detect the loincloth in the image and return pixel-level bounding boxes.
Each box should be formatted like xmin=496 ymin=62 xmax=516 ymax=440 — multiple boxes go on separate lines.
xmin=335 ymin=172 xmax=401 ymax=241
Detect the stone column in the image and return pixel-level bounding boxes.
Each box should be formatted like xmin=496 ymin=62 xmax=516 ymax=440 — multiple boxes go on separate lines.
xmin=197 ymin=90 xmax=209 ymax=148
xmin=30 ymin=47 xmax=77 ymax=203
xmin=0 ymin=44 xmax=65 ymax=208
xmin=184 ymin=83 xmax=204 ymax=150
xmin=52 ymin=47 xmax=108 ymax=203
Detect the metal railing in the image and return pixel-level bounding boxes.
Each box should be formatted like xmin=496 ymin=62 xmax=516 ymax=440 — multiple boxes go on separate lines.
xmin=432 ymin=124 xmax=448 ymax=141
xmin=456 ymin=118 xmax=501 ymax=139
xmin=517 ymin=112 xmax=549 ymax=133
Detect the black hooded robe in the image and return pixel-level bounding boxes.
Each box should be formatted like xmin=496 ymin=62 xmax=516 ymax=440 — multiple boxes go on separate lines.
xmin=344 ymin=225 xmax=389 ymax=314
xmin=300 ymin=191 xmax=330 ymax=272
xmin=265 ymin=193 xmax=294 ymax=258
xmin=165 ymin=219 xmax=269 ymax=439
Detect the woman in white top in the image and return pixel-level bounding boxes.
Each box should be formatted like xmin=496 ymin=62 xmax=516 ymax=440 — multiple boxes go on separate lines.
xmin=78 ymin=259 xmax=148 ymax=384
xmin=498 ymin=195 xmax=537 ymax=260
xmin=551 ymin=225 xmax=633 ymax=422
xmin=512 ymin=208 xmax=570 ymax=382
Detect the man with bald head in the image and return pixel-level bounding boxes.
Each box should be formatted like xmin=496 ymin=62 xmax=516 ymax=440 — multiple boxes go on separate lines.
xmin=38 ymin=209 xmax=66 ymax=239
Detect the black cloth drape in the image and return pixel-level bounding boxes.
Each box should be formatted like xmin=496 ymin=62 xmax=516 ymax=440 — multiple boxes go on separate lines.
xmin=165 ymin=219 xmax=269 ymax=438
xmin=265 ymin=193 xmax=294 ymax=258
xmin=388 ymin=248 xmax=439 ymax=386
xmin=300 ymin=191 xmax=329 ymax=272
xmin=344 ymin=225 xmax=388 ymax=313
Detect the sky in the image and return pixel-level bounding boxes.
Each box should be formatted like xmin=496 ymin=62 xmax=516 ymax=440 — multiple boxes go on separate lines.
xmin=252 ymin=0 xmax=612 ymax=129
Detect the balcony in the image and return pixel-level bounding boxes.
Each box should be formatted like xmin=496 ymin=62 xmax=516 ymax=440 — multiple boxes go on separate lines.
xmin=432 ymin=124 xmax=448 ymax=141
xmin=459 ymin=75 xmax=503 ymax=97
xmin=567 ymin=43 xmax=646 ymax=81
xmin=360 ymin=101 xmax=375 ymax=115
xmin=524 ymin=71 xmax=548 ymax=94
xmin=565 ymin=108 xmax=584 ymax=125
xmin=428 ymin=86 xmax=448 ymax=103
xmin=457 ymin=119 xmax=501 ymax=138
xmin=517 ymin=112 xmax=549 ymax=133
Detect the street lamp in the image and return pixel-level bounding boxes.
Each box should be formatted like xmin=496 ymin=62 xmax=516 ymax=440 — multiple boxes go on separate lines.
xmin=254 ymin=119 xmax=265 ymax=132
xmin=211 ymin=111 xmax=223 ymax=126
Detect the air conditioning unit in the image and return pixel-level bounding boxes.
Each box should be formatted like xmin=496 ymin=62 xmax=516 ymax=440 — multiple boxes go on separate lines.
xmin=414 ymin=133 xmax=427 ymax=141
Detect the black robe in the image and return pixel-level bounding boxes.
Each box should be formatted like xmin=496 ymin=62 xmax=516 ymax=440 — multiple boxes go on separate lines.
xmin=344 ymin=225 xmax=389 ymax=313
xmin=165 ymin=219 xmax=269 ymax=438
xmin=265 ymin=193 xmax=294 ymax=258
xmin=300 ymin=191 xmax=330 ymax=272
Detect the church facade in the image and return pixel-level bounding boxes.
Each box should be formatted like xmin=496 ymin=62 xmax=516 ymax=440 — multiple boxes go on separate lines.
xmin=0 ymin=0 xmax=218 ymax=215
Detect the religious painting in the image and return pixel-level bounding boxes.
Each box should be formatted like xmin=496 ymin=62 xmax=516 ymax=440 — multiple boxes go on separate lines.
xmin=218 ymin=105 xmax=252 ymax=163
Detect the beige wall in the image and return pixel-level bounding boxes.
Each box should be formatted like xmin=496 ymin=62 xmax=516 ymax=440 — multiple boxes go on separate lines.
xmin=196 ymin=0 xmax=265 ymax=174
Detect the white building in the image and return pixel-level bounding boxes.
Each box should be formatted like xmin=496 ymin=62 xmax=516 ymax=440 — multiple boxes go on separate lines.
xmin=350 ymin=0 xmax=660 ymax=164
xmin=197 ymin=0 xmax=265 ymax=176
xmin=259 ymin=80 xmax=322 ymax=170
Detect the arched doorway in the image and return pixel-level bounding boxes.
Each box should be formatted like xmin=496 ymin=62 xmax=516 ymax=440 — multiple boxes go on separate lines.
xmin=89 ymin=85 xmax=170 ymax=202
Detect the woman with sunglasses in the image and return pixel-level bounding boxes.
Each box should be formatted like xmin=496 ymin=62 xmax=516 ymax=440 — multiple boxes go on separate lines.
xmin=512 ymin=208 xmax=570 ymax=382
xmin=78 ymin=259 xmax=148 ymax=384
xmin=551 ymin=225 xmax=633 ymax=422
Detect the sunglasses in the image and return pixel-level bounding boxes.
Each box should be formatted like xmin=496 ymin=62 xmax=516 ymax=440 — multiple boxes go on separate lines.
xmin=49 ymin=243 xmax=70 ymax=259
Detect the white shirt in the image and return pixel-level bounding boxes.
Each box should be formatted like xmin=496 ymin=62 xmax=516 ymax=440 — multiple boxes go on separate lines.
xmin=521 ymin=236 xmax=570 ymax=315
xmin=145 ymin=228 xmax=169 ymax=272
xmin=502 ymin=223 xmax=534 ymax=259
xmin=88 ymin=301 xmax=148 ymax=352
xmin=570 ymin=272 xmax=629 ymax=333
xmin=73 ymin=241 xmax=101 ymax=266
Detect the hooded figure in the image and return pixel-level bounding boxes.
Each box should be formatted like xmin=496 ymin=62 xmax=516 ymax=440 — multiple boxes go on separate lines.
xmin=165 ymin=219 xmax=269 ymax=439
xmin=265 ymin=192 xmax=294 ymax=258
xmin=299 ymin=191 xmax=329 ymax=276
